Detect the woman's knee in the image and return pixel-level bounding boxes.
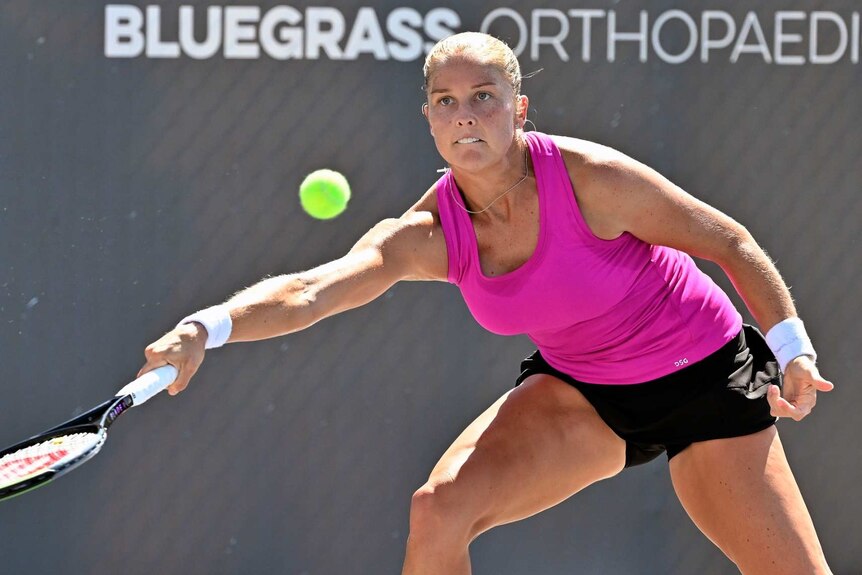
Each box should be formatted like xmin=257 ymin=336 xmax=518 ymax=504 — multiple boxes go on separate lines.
xmin=408 ymin=478 xmax=486 ymax=545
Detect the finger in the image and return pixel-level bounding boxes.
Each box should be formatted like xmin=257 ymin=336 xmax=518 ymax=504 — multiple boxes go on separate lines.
xmin=137 ymin=359 xmax=186 ymax=398
xmin=814 ymin=378 xmax=835 ymax=392
xmin=167 ymin=380 xmax=186 ymax=396
xmin=167 ymin=363 xmax=199 ymax=396
xmin=166 ymin=369 xmax=189 ymax=395
xmin=766 ymin=384 xmax=786 ymax=415
xmin=137 ymin=358 xmax=168 ymax=379
xmin=767 ymin=385 xmax=806 ymax=421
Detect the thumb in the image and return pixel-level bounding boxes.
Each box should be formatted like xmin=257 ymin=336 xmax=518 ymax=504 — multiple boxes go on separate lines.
xmin=814 ymin=377 xmax=834 ymax=392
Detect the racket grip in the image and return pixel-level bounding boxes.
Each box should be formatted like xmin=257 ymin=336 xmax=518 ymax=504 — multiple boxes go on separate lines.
xmin=116 ymin=365 xmax=179 ymax=405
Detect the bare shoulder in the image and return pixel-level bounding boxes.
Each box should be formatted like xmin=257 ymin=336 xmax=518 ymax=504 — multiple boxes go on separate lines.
xmin=547 ymin=134 xmax=741 ymax=251
xmin=548 ymin=135 xmax=633 ymax=179
xmin=549 ymin=134 xmax=682 ymax=197
xmin=546 ymin=135 xmax=655 ymax=239
xmin=354 ymin=184 xmax=448 ymax=282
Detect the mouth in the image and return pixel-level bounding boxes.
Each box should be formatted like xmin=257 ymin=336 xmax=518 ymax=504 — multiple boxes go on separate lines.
xmin=455 ymin=137 xmax=483 ymax=144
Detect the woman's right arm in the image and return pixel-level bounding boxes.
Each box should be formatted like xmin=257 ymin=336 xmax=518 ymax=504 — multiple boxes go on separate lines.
xmin=139 ymin=205 xmax=447 ymax=394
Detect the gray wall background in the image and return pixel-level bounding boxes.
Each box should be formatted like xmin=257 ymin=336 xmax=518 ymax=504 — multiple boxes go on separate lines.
xmin=1 ymin=1 xmax=859 ymax=573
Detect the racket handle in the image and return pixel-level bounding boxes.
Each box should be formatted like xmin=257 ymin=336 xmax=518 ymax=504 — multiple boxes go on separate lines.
xmin=116 ymin=365 xmax=178 ymax=405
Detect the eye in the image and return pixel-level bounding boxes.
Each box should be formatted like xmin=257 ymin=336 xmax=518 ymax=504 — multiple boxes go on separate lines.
xmin=438 ymin=96 xmax=454 ymax=106
xmin=476 ymin=92 xmax=492 ymax=101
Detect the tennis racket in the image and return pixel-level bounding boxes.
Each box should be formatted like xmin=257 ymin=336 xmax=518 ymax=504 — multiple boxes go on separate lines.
xmin=0 ymin=364 xmax=178 ymax=501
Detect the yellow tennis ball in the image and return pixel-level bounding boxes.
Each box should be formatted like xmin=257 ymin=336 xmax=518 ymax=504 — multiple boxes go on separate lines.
xmin=299 ymin=169 xmax=351 ymax=220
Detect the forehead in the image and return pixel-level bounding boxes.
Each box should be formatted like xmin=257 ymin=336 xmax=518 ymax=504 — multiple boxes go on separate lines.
xmin=427 ymin=57 xmax=509 ymax=93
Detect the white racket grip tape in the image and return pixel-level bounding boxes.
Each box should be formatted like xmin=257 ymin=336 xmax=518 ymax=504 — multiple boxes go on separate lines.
xmin=116 ymin=365 xmax=179 ymax=405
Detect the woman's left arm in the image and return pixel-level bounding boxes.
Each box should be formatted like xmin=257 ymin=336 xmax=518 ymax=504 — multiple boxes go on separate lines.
xmin=572 ymin=147 xmax=833 ymax=421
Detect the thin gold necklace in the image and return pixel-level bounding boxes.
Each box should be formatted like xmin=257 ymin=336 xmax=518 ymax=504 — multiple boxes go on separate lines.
xmin=448 ymin=144 xmax=529 ymax=215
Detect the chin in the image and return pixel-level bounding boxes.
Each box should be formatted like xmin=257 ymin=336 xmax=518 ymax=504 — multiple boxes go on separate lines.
xmin=443 ymin=145 xmax=496 ymax=173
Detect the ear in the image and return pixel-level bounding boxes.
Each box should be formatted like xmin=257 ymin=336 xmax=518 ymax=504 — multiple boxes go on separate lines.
xmin=515 ymin=95 xmax=529 ymax=128
xmin=422 ymin=103 xmax=434 ymax=135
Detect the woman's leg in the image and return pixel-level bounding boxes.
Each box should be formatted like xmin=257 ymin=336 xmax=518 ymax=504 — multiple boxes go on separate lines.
xmin=402 ymin=374 xmax=627 ymax=575
xmin=669 ymin=426 xmax=831 ymax=574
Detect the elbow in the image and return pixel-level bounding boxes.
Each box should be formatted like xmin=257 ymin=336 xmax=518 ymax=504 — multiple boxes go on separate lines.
xmin=714 ymin=225 xmax=762 ymax=268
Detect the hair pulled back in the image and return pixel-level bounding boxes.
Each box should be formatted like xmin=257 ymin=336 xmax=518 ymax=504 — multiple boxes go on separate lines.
xmin=423 ymin=32 xmax=522 ymax=97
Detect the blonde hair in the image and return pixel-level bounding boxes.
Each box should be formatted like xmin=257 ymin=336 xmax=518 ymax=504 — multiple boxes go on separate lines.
xmin=423 ymin=32 xmax=522 ymax=97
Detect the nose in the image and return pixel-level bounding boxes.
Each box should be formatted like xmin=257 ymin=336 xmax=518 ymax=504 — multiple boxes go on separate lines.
xmin=455 ymin=103 xmax=477 ymax=126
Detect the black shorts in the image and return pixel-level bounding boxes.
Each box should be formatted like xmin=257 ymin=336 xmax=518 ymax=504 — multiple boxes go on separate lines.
xmin=516 ymin=325 xmax=780 ymax=468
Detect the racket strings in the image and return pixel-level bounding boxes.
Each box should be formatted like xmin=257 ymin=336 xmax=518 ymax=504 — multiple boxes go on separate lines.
xmin=0 ymin=432 xmax=103 ymax=487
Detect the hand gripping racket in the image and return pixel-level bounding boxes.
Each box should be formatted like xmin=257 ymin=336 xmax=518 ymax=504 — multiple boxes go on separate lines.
xmin=0 ymin=365 xmax=177 ymax=501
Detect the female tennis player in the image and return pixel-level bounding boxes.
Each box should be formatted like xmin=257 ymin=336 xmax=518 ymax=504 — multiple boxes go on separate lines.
xmin=140 ymin=32 xmax=833 ymax=574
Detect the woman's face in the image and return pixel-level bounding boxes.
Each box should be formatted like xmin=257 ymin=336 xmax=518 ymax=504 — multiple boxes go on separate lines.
xmin=423 ymin=57 xmax=526 ymax=173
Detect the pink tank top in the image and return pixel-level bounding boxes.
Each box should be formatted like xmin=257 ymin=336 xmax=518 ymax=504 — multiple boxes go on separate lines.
xmin=436 ymin=131 xmax=742 ymax=384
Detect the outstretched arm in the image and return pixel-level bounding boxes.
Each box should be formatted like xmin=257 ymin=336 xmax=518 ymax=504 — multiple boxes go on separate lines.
xmin=559 ymin=138 xmax=833 ymax=421
xmin=225 ymin=215 xmax=445 ymax=342
xmin=139 ymin=210 xmax=447 ymax=394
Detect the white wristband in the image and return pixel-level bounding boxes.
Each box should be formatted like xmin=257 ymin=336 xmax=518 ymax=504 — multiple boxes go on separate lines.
xmin=765 ymin=317 xmax=816 ymax=372
xmin=178 ymin=305 xmax=233 ymax=349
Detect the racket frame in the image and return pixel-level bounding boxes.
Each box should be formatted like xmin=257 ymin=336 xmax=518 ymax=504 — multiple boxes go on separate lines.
xmin=0 ymin=395 xmax=133 ymax=501
xmin=0 ymin=364 xmax=176 ymax=502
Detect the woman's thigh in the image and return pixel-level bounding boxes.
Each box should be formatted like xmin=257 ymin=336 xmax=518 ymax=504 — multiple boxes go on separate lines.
xmin=669 ymin=426 xmax=831 ymax=574
xmin=416 ymin=373 xmax=627 ymax=537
